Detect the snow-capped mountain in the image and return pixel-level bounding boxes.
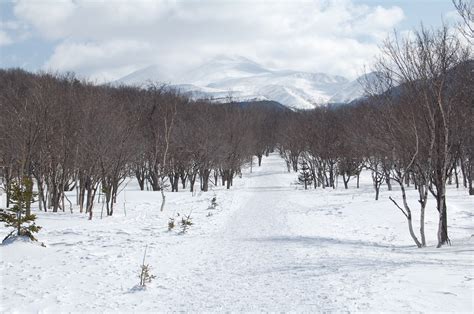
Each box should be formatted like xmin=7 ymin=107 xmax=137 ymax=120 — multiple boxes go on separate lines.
xmin=116 ymin=64 xmax=172 ymax=86
xmin=178 ymin=55 xmax=270 ymax=85
xmin=114 ymin=55 xmax=369 ymax=109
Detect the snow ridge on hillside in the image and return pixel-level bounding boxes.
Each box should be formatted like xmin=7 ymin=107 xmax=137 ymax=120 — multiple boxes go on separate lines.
xmin=115 ymin=56 xmax=369 ymax=109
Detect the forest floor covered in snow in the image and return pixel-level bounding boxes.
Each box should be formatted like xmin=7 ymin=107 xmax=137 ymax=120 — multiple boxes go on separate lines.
xmin=1 ymin=154 xmax=473 ymax=312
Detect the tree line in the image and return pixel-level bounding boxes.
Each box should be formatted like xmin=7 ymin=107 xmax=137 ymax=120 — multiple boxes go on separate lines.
xmin=0 ymin=24 xmax=472 ymax=248
xmin=0 ymin=70 xmax=282 ymax=220
xmin=277 ymin=26 xmax=473 ymax=248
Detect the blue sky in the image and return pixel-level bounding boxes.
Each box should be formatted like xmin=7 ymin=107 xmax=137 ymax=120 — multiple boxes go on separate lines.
xmin=0 ymin=0 xmax=458 ymax=81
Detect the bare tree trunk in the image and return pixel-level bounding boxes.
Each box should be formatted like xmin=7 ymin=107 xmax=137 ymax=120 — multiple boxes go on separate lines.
xmin=436 ymin=195 xmax=449 ymax=247
xmin=226 ymin=170 xmax=233 ymax=189
xmin=407 ymin=216 xmax=421 ymax=248
xmin=36 ymin=176 xmax=47 ymax=212
xmin=201 ymin=169 xmax=210 ymax=192
xmin=329 ymin=163 xmax=335 ymax=188
xmin=4 ymin=167 xmax=11 ymax=208
xmin=24 ymin=175 xmax=33 ymax=216
xmin=418 ymin=184 xmax=428 ymax=247
xmin=390 ymin=181 xmax=423 ymax=248
xmin=180 ymin=172 xmax=187 ymax=189
xmin=385 ymin=173 xmax=392 ymax=191
xmin=213 ymin=170 xmax=218 ymax=186
xmin=160 ymin=187 xmax=166 ymax=212
xmin=160 ymin=101 xmax=177 ymax=212
xmin=311 ymin=169 xmax=317 ymax=189
xmin=221 ymin=171 xmax=226 ymax=186
xmin=454 ymin=162 xmax=459 ymax=188
xmin=189 ymin=174 xmax=196 ymax=193
xmin=79 ymin=183 xmax=86 ymax=213
xmin=468 ymin=160 xmax=474 ymax=195
xmin=342 ymin=173 xmax=350 ymax=189
xmin=460 ymin=157 xmax=468 ymax=188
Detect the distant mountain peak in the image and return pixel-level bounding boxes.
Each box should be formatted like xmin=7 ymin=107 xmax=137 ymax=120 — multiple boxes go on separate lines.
xmin=113 ymin=64 xmax=172 ymax=87
xmin=114 ymin=55 xmax=370 ymax=109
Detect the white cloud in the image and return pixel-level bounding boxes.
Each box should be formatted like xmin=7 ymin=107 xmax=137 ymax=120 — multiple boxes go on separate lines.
xmin=13 ymin=0 xmax=76 ymax=39
xmin=355 ymin=6 xmax=405 ymax=39
xmin=0 ymin=19 xmax=31 ymax=45
xmin=0 ymin=30 xmax=13 ymax=46
xmin=45 ymin=40 xmax=155 ymax=82
xmin=12 ymin=0 xmax=406 ymax=81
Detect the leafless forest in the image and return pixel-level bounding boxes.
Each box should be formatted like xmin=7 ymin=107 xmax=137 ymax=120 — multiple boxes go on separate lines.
xmin=0 ymin=25 xmax=472 ymax=249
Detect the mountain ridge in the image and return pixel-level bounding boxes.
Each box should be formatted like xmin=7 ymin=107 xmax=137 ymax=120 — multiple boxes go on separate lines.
xmin=114 ymin=55 xmax=370 ymax=109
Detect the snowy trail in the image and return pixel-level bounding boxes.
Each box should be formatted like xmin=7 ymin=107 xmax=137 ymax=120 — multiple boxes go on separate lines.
xmin=158 ymin=156 xmax=317 ymax=311
xmin=147 ymin=156 xmax=381 ymax=311
xmin=149 ymin=155 xmax=473 ymax=311
xmin=1 ymin=154 xmax=473 ymax=312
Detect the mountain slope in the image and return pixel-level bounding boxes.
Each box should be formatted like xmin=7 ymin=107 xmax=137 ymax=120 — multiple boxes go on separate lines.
xmin=115 ymin=65 xmax=171 ymax=87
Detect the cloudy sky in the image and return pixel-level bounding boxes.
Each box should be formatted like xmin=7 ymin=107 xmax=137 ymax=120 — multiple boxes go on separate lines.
xmin=0 ymin=0 xmax=457 ymax=82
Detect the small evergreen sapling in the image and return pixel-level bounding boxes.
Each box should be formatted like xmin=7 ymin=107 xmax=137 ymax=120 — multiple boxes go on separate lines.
xmin=0 ymin=178 xmax=41 ymax=242
xmin=298 ymin=160 xmax=313 ymax=190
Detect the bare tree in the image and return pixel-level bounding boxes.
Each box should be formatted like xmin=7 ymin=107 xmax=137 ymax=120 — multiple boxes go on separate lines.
xmin=452 ymin=0 xmax=474 ymax=42
xmin=375 ymin=25 xmax=471 ymax=247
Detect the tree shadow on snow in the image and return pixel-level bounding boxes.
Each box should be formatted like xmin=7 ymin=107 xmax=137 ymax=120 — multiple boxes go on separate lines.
xmin=247 ymin=235 xmax=404 ymax=249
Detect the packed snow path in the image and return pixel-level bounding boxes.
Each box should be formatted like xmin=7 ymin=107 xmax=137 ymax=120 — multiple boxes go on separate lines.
xmin=1 ymin=154 xmax=473 ymax=312
xmin=159 ymin=156 xmax=335 ymax=311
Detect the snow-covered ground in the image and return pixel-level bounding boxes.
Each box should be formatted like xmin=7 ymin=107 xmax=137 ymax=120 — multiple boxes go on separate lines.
xmin=1 ymin=154 xmax=473 ymax=312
